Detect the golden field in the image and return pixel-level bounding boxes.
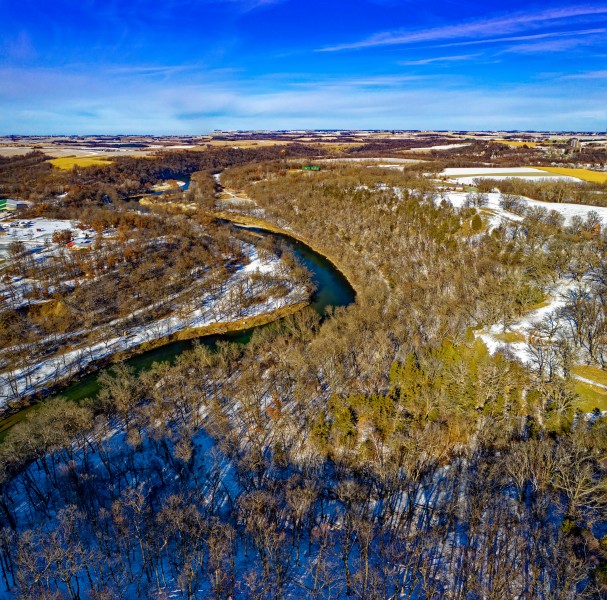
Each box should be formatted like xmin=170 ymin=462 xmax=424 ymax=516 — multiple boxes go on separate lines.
xmin=535 ymin=166 xmax=607 ymax=184
xmin=49 ymin=156 xmax=113 ymax=169
xmin=496 ymin=140 xmax=539 ymax=147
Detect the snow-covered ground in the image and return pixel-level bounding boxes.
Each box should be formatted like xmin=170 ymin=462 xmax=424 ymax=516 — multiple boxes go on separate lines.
xmin=442 ymin=191 xmax=607 ymax=228
xmin=443 ymin=167 xmax=556 ymax=176
xmin=0 ymin=217 xmax=93 ymax=258
xmin=150 ymin=180 xmax=187 ymax=192
xmin=316 ymin=157 xmax=422 ymax=164
xmin=438 ymin=167 xmax=582 ymax=185
xmin=438 ymin=190 xmax=607 ymax=401
xmin=409 ymin=143 xmax=471 ymax=151
xmin=478 ymin=278 xmax=576 ymax=365
xmin=0 ymin=245 xmax=309 ymax=407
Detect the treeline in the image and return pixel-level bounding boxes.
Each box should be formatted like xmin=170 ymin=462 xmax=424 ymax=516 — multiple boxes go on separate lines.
xmin=0 ymin=151 xmax=53 ymax=198
xmin=3 ymin=144 xmax=325 ymax=205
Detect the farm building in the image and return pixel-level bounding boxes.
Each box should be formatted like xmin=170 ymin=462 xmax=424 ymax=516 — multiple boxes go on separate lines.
xmin=0 ymin=199 xmax=30 ymax=211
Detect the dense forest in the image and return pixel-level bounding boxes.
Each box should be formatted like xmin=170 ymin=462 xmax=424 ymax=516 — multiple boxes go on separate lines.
xmin=0 ymin=147 xmax=606 ymax=598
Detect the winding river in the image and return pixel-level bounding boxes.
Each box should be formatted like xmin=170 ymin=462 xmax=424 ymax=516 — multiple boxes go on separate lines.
xmin=0 ymin=226 xmax=355 ymax=438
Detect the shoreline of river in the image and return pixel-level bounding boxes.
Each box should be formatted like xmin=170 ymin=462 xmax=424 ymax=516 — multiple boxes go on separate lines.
xmin=0 ymin=218 xmax=356 ymax=438
xmin=0 ymin=299 xmax=310 ymax=430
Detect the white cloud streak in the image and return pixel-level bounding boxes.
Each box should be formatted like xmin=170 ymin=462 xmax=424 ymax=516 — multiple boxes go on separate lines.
xmin=319 ymin=5 xmax=607 ymax=51
xmin=562 ymin=69 xmax=607 ymax=79
xmin=399 ymin=54 xmax=480 ymax=65
xmin=433 ymin=28 xmax=606 ymax=49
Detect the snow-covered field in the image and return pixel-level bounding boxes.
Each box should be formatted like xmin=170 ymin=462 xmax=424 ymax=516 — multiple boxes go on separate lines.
xmin=316 ymin=157 xmax=422 ymax=164
xmin=410 ymin=143 xmax=471 ymax=151
xmin=439 ymin=167 xmax=582 ymax=184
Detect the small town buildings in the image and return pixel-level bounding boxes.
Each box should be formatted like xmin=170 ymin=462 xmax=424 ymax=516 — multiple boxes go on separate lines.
xmin=67 ymin=239 xmax=93 ymax=250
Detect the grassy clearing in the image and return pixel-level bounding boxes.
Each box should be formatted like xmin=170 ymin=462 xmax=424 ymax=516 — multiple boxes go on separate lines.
xmin=458 ymin=212 xmax=486 ymax=236
xmin=573 ymin=380 xmax=607 ymax=413
xmin=525 ymin=297 xmax=551 ymax=312
xmin=572 ymin=365 xmax=607 ymax=387
xmin=534 ymin=167 xmax=607 ymax=184
xmin=495 ymin=331 xmax=526 ymax=343
xmin=49 ymin=156 xmax=113 ymax=170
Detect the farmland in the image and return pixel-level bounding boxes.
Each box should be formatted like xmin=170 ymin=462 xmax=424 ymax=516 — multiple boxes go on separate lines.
xmin=495 ymin=140 xmax=540 ymax=147
xmin=440 ymin=166 xmax=584 ymax=183
xmin=536 ymin=166 xmax=607 ymax=184
xmin=49 ymin=155 xmax=113 ymax=169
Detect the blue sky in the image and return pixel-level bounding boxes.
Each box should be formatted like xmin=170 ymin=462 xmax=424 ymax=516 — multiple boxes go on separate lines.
xmin=1 ymin=0 xmax=606 ymax=133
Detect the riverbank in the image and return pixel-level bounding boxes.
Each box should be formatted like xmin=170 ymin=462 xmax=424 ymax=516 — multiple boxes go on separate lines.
xmin=0 ymin=219 xmax=356 ymax=438
xmin=218 ymin=210 xmax=366 ymax=302
xmin=141 ymin=192 xmax=361 ymax=298
xmin=0 ymin=299 xmax=309 ymax=432
xmin=0 ymin=241 xmax=309 ymax=408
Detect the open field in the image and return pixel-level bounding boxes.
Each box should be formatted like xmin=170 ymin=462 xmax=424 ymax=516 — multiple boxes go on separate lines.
xmin=0 ymin=145 xmax=155 ymax=158
xmin=202 ymin=139 xmax=292 ymax=148
xmin=573 ymin=380 xmax=607 ymax=412
xmin=318 ymin=157 xmax=424 ymax=165
xmin=405 ymin=143 xmax=471 ymax=152
xmin=439 ymin=166 xmax=583 ymax=184
xmin=535 ymin=166 xmax=607 ymax=184
xmin=572 ymin=365 xmax=607 ymax=387
xmin=49 ymin=156 xmax=113 ymax=169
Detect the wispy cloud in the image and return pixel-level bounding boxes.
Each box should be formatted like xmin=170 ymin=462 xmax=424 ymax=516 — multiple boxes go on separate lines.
xmin=108 ymin=65 xmax=202 ymax=76
xmin=399 ymin=54 xmax=480 ymax=66
xmin=319 ymin=5 xmax=607 ymax=51
xmin=502 ymin=34 xmax=602 ymax=53
xmin=433 ymin=28 xmax=606 ymax=49
xmin=562 ymin=69 xmax=607 ymax=79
